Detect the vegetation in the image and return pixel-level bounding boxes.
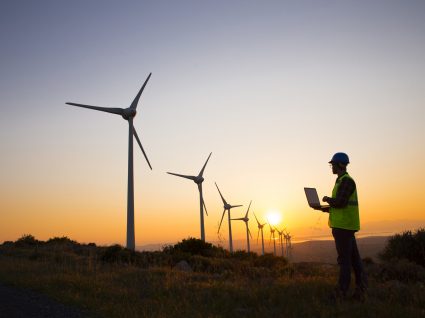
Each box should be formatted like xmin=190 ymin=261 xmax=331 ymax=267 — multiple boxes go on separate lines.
xmin=380 ymin=228 xmax=425 ymax=267
xmin=0 ymin=234 xmax=424 ymax=317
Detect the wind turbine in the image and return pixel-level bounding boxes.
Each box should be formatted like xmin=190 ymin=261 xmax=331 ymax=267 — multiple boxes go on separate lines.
xmin=268 ymin=222 xmax=277 ymax=256
xmin=275 ymin=227 xmax=286 ymax=257
xmin=66 ymin=73 xmax=152 ymax=251
xmin=232 ymin=200 xmax=253 ymax=253
xmin=167 ymin=152 xmax=212 ymax=242
xmin=216 ymin=182 xmax=242 ymax=253
xmin=253 ymin=212 xmax=266 ymax=255
xmin=285 ymin=231 xmax=292 ymax=259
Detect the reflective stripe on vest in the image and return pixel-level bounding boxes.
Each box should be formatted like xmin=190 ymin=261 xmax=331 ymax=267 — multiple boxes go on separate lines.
xmin=328 ymin=173 xmax=360 ymax=231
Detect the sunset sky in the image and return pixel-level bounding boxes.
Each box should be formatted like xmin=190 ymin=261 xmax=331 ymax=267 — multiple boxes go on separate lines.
xmin=1 ymin=1 xmax=424 ymax=248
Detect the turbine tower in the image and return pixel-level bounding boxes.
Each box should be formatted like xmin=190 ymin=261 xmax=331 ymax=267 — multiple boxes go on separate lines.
xmin=216 ymin=182 xmax=242 ymax=253
xmin=167 ymin=152 xmax=212 ymax=242
xmin=232 ymin=200 xmax=253 ymax=253
xmin=268 ymin=222 xmax=277 ymax=256
xmin=66 ymin=73 xmax=152 ymax=250
xmin=253 ymin=212 xmax=266 ymax=255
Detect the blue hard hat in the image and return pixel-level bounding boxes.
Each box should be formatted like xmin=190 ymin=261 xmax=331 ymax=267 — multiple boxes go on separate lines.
xmin=329 ymin=152 xmax=350 ymax=165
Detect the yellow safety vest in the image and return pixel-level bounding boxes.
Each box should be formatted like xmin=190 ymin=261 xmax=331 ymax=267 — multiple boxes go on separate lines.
xmin=328 ymin=173 xmax=360 ymax=231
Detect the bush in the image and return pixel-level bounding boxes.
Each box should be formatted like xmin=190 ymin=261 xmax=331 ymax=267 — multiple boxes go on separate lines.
xmin=163 ymin=238 xmax=227 ymax=258
xmin=231 ymin=250 xmax=256 ymax=260
xmin=380 ymin=228 xmax=425 ymax=267
xmin=101 ymin=244 xmax=135 ymax=264
xmin=46 ymin=236 xmax=77 ymax=245
xmin=253 ymin=253 xmax=288 ymax=269
xmin=375 ymin=259 xmax=425 ymax=283
xmin=15 ymin=234 xmax=39 ymax=247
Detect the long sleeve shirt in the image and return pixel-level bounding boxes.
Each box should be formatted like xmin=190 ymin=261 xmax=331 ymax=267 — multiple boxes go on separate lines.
xmin=327 ymin=173 xmax=356 ymax=208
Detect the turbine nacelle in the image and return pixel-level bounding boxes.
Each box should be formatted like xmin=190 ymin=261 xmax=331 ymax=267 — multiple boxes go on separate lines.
xmin=194 ymin=176 xmax=204 ymax=184
xmin=122 ymin=107 xmax=137 ymax=120
xmin=224 ymin=204 xmax=232 ymax=210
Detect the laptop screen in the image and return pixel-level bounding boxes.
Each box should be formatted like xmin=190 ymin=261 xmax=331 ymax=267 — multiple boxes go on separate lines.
xmin=304 ymin=187 xmax=321 ymax=207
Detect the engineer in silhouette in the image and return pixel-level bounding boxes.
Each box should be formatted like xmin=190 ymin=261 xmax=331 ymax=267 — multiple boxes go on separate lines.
xmin=317 ymin=152 xmax=367 ymax=300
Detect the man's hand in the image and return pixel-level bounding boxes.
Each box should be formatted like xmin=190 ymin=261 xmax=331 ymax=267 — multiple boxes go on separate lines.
xmin=322 ymin=196 xmax=330 ymax=203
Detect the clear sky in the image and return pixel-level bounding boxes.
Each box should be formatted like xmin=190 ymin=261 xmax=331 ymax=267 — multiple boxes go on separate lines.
xmin=1 ymin=0 xmax=424 ymax=247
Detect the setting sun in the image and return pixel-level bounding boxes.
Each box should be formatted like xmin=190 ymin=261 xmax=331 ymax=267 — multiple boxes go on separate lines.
xmin=266 ymin=210 xmax=282 ymax=226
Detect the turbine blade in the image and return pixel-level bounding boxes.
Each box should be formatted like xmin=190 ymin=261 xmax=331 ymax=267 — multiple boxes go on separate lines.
xmin=245 ymin=200 xmax=252 ymax=218
xmin=130 ymin=73 xmax=152 ymax=109
xmin=203 ymin=199 xmax=208 ymax=216
xmin=257 ymin=229 xmax=260 ymax=243
xmin=230 ymin=204 xmax=243 ymax=209
xmin=133 ymin=126 xmax=152 ymax=170
xmin=198 ymin=152 xmax=212 ymax=177
xmin=198 ymin=184 xmax=208 ymax=216
xmin=215 ymin=182 xmax=227 ymax=205
xmin=253 ymin=212 xmax=261 ymax=226
xmin=66 ymin=102 xmax=124 ymax=115
xmin=167 ymin=172 xmax=197 ymax=181
xmin=248 ymin=227 xmax=253 ymax=239
xmin=232 ymin=218 xmax=245 ymax=221
xmin=218 ymin=209 xmax=226 ymax=233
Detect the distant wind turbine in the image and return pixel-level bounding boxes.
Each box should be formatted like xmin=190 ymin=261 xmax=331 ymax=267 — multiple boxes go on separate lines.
xmin=268 ymin=222 xmax=277 ymax=256
xmin=284 ymin=231 xmax=292 ymax=259
xmin=167 ymin=152 xmax=212 ymax=242
xmin=232 ymin=200 xmax=253 ymax=253
xmin=275 ymin=227 xmax=286 ymax=257
xmin=216 ymin=182 xmax=242 ymax=253
xmin=253 ymin=212 xmax=266 ymax=255
xmin=66 ymin=73 xmax=152 ymax=250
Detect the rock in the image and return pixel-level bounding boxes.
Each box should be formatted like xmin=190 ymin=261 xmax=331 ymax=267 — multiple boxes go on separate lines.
xmin=174 ymin=260 xmax=192 ymax=272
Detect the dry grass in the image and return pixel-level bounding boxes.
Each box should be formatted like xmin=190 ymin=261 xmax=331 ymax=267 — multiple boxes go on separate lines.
xmin=0 ymin=239 xmax=424 ymax=318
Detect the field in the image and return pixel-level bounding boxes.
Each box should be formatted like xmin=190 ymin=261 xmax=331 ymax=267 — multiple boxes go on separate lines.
xmin=0 ymin=237 xmax=424 ymax=318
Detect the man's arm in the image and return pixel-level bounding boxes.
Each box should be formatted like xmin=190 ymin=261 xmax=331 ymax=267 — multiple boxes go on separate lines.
xmin=322 ymin=178 xmax=355 ymax=208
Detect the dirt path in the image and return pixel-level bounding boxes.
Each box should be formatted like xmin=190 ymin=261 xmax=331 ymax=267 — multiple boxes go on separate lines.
xmin=0 ymin=283 xmax=89 ymax=318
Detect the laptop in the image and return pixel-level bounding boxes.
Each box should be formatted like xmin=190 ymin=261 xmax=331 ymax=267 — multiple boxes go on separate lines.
xmin=304 ymin=187 xmax=330 ymax=209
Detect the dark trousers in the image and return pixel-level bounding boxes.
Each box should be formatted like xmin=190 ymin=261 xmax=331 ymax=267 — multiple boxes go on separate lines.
xmin=332 ymin=228 xmax=367 ymax=295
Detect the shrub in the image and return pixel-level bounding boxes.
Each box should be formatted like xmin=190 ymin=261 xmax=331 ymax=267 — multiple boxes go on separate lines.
xmin=375 ymin=259 xmax=425 ymax=283
xmin=231 ymin=250 xmax=256 ymax=260
xmin=46 ymin=236 xmax=77 ymax=245
xmin=1 ymin=241 xmax=14 ymax=247
xmin=380 ymin=228 xmax=425 ymax=267
xmin=101 ymin=244 xmax=135 ymax=264
xmin=253 ymin=253 xmax=288 ymax=269
xmin=164 ymin=237 xmax=227 ymax=258
xmin=15 ymin=234 xmax=39 ymax=247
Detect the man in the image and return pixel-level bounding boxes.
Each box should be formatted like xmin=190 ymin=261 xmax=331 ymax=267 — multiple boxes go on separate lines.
xmin=317 ymin=152 xmax=367 ymax=301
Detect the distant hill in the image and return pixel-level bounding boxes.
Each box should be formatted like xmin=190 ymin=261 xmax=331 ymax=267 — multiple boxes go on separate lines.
xmin=290 ymin=236 xmax=389 ymax=263
xmin=138 ymin=236 xmax=390 ymax=264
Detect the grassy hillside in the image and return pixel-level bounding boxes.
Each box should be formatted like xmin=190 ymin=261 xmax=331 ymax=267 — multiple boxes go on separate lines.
xmin=0 ymin=236 xmax=424 ymax=318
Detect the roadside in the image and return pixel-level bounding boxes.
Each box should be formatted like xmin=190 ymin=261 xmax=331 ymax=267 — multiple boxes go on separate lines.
xmin=0 ymin=283 xmax=90 ymax=318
